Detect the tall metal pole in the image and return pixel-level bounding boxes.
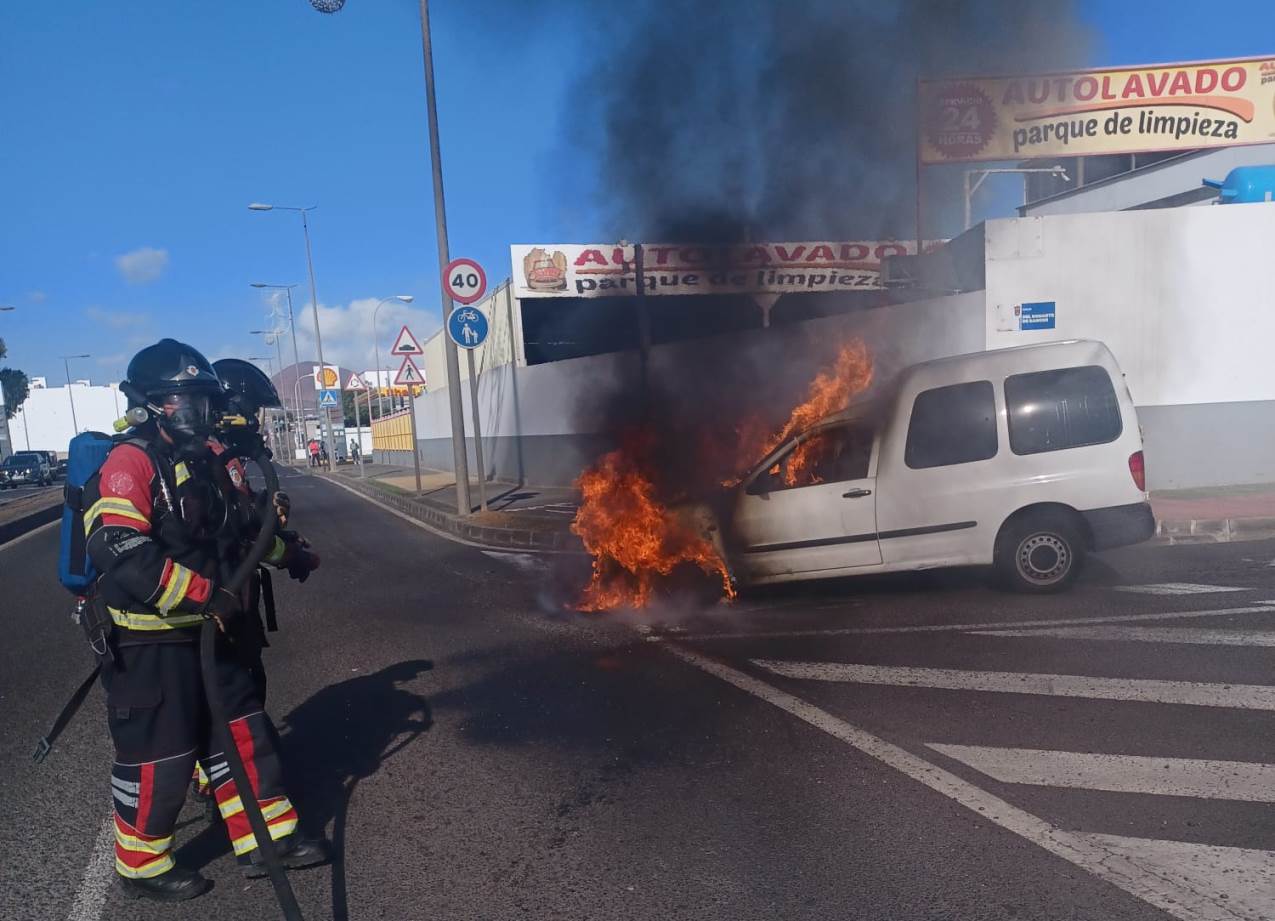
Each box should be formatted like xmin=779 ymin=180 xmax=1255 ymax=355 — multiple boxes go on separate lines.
xmin=408 ymin=386 xmax=422 ymax=494
xmin=365 ymin=384 xmax=376 ymax=465
xmin=284 ymin=287 xmax=303 ymax=455
xmin=269 ymin=330 xmax=291 ymax=463
xmin=62 ymin=357 xmax=80 ymax=434
xmin=465 ymin=348 xmax=487 ymax=511
xmin=418 ymin=0 xmax=471 ymax=515
xmin=299 ymin=210 xmax=336 ymax=472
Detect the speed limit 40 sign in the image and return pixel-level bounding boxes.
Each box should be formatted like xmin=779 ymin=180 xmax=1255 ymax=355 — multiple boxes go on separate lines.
xmin=443 ymin=257 xmax=487 ymax=305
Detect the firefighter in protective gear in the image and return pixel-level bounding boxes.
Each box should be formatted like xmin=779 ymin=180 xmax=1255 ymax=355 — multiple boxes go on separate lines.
xmin=85 ymin=339 xmax=329 ymax=903
xmin=185 ymin=359 xmax=320 ymax=809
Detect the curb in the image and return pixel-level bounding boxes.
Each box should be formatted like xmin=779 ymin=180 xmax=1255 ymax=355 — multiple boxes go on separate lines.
xmin=323 ymin=473 xmax=583 ymax=552
xmin=0 ymin=499 xmax=62 ymax=546
xmin=1153 ymin=516 xmax=1275 ymax=545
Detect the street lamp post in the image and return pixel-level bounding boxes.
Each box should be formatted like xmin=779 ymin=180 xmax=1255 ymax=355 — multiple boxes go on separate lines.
xmin=292 ymin=371 xmax=316 ymax=465
xmin=250 ymin=283 xmax=303 ymax=456
xmin=963 ymin=165 xmax=1070 ymax=229
xmin=417 ymin=0 xmax=472 ymax=515
xmin=250 ymin=328 xmax=291 ymax=462
xmin=371 ymin=295 xmax=414 ymax=418
xmin=249 ymin=204 xmax=336 ymax=471
xmin=60 ymin=353 xmax=90 ymax=435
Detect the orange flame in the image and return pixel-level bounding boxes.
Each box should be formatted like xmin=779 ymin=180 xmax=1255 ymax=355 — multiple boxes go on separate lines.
xmin=570 ymin=446 xmax=735 ymax=612
xmin=728 ymin=339 xmax=874 ymax=486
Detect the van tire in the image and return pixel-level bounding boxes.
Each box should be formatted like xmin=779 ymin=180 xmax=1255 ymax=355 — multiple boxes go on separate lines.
xmin=996 ymin=511 xmax=1085 ymax=594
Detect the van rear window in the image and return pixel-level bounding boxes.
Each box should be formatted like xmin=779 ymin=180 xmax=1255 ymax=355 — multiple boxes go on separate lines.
xmin=905 ymin=380 xmax=998 ymax=469
xmin=1005 ymin=365 xmax=1122 ymax=455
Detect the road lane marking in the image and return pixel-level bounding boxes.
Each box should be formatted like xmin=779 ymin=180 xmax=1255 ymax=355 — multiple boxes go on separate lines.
xmin=656 ymin=604 xmax=1275 ymax=642
xmin=929 ymin=744 xmax=1275 ymax=802
xmin=750 ymin=660 xmax=1275 ymax=711
xmin=65 ymin=814 xmax=114 ymax=921
xmin=659 ymin=642 xmax=1259 ymax=921
xmin=973 ymin=625 xmax=1275 ymax=646
xmin=482 ymin=550 xmax=550 ymax=574
xmin=1072 ymin=834 xmax=1275 ymax=921
xmin=1115 ymin=583 xmax=1248 ymax=595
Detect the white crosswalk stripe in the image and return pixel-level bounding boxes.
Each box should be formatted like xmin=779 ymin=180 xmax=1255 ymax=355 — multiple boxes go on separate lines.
xmin=972 ymin=625 xmax=1275 ymax=646
xmin=1115 ymin=583 xmax=1248 ymax=595
xmin=750 ymin=660 xmax=1275 ymax=710
xmin=928 ymin=744 xmax=1275 ymax=802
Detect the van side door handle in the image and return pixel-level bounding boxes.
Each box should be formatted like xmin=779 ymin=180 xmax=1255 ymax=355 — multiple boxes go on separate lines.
xmin=842 ymin=488 xmax=872 ymax=499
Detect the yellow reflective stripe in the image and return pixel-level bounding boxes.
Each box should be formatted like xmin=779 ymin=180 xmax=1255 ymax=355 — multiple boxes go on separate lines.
xmin=230 ymin=816 xmax=298 ymax=856
xmin=83 ymin=497 xmax=148 ymax=530
xmin=114 ymin=829 xmax=173 ymax=855
xmin=174 ymin=462 xmax=190 ymax=486
xmin=156 ymin=563 xmax=194 ymax=613
xmin=115 ymin=854 xmax=175 ymax=879
xmin=265 ymin=536 xmax=287 ymax=565
xmin=108 ymin=607 xmax=204 ymax=631
xmin=218 ymin=795 xmax=293 ymax=823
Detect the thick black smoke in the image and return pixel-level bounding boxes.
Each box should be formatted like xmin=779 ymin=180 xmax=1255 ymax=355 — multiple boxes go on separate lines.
xmin=566 ymin=0 xmax=1092 ymax=241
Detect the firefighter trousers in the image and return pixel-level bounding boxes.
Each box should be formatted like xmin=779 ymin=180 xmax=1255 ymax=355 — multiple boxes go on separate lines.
xmin=102 ymin=634 xmax=298 ymax=880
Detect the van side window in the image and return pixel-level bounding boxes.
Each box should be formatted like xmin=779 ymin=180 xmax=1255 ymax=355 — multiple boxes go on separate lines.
xmin=905 ymin=381 xmax=997 ymax=469
xmin=1005 ymin=365 xmax=1122 ymax=455
xmin=753 ymin=424 xmax=873 ymax=492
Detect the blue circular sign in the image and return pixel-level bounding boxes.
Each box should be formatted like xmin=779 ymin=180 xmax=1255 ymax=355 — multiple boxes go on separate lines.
xmin=447 ymin=306 xmax=489 ymax=350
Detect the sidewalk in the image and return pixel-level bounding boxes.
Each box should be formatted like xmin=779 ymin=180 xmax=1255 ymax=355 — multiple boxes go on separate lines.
xmin=1151 ymin=483 xmax=1275 ymax=544
xmin=325 ymin=462 xmax=1275 ymax=549
xmin=324 ymin=462 xmax=583 ymax=551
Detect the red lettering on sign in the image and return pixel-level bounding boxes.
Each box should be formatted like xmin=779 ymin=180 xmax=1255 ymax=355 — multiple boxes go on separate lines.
xmin=1002 ymin=82 xmax=1024 ymax=106
xmin=1101 ymin=75 xmax=1117 ymax=100
xmin=1122 ymin=74 xmax=1146 ymax=99
xmin=574 ymin=249 xmax=608 ymax=267
xmin=738 ymin=245 xmax=772 ymax=265
xmin=774 ymin=245 xmax=806 ymax=262
xmin=648 ymin=246 xmax=677 ymax=265
xmin=1222 ymin=66 xmax=1246 ymax=91
xmin=1168 ymin=71 xmax=1192 ymax=95
xmin=874 ymin=243 xmax=907 ymax=260
xmin=807 ymin=244 xmax=836 ymax=262
xmin=840 ymin=243 xmax=869 ymax=261
xmin=1195 ymin=68 xmax=1218 ymax=93
xmin=1073 ymin=76 xmax=1098 ymax=101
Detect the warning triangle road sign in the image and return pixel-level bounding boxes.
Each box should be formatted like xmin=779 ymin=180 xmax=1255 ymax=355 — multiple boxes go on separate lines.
xmin=390 ymin=325 xmax=423 ymax=356
xmin=393 ymin=356 xmax=425 ymax=387
xmin=346 ymin=372 xmax=367 ymax=391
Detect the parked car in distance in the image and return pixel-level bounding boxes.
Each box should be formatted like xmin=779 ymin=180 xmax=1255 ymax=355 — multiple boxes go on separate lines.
xmin=1 ymin=451 xmax=55 ymax=488
xmin=55 ymin=457 xmax=68 ymax=479
xmin=684 ymin=339 xmax=1153 ymax=594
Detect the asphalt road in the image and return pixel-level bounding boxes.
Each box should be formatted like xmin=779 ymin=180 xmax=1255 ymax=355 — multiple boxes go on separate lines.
xmin=5 ymin=468 xmax=1275 ymax=920
xmin=0 ymin=481 xmax=60 ymax=507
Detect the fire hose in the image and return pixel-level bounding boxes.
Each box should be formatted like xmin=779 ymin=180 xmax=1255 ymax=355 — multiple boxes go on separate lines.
xmin=205 ymin=446 xmax=305 ymax=921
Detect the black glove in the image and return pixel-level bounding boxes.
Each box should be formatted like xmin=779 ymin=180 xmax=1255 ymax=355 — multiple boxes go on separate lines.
xmin=202 ymin=587 xmax=243 ymax=633
xmin=286 ymin=543 xmax=320 ymax=583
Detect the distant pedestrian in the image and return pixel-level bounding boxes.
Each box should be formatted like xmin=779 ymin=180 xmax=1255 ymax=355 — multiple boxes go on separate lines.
xmin=349 ymin=439 xmax=360 ymax=463
xmin=307 ymin=439 xmax=320 ymax=467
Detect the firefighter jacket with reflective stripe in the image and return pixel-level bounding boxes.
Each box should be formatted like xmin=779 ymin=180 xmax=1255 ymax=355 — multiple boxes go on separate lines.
xmin=85 ymin=442 xmax=229 ymax=641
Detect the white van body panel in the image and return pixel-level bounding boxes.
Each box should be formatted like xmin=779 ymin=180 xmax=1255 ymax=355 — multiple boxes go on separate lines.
xmin=725 ymin=340 xmax=1150 ymax=587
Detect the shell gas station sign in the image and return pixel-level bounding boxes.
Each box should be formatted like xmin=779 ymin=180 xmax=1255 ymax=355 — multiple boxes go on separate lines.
xmin=919 ymin=56 xmax=1275 ymax=164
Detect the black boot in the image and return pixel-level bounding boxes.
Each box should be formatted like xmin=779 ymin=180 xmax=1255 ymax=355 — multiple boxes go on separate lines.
xmin=243 ymin=835 xmax=332 ymax=879
xmin=119 ymin=866 xmax=212 ymax=902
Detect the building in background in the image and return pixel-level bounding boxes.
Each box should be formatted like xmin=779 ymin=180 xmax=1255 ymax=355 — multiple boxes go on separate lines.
xmin=12 ymin=377 xmax=127 ymax=456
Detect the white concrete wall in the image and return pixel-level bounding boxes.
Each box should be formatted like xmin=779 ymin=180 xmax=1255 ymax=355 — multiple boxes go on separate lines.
xmin=12 ymin=383 xmax=126 ymax=455
xmin=982 ymin=202 xmax=1275 ymax=408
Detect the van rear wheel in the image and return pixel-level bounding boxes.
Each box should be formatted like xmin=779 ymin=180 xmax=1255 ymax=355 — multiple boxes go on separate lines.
xmin=996 ymin=512 xmax=1085 ymax=594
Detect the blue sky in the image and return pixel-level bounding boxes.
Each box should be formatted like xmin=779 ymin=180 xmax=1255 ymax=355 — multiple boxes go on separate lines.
xmin=2 ymin=0 xmax=1273 ymax=384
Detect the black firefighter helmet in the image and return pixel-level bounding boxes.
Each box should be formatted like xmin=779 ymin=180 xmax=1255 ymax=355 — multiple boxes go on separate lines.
xmin=124 ymin=338 xmax=222 ymax=443
xmin=213 ymin=358 xmax=282 ymax=418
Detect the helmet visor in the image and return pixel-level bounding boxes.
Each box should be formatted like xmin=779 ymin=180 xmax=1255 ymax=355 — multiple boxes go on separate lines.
xmin=159 ymin=392 xmax=214 ymax=439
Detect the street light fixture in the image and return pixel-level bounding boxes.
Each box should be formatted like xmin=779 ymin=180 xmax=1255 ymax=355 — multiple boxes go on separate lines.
xmin=59 ymin=353 xmax=90 ymax=434
xmin=249 ymin=204 xmax=336 ymax=470
xmin=963 ymin=166 xmax=1070 ymax=229
xmin=250 ymin=283 xmax=303 ymax=454
xmin=371 ymin=295 xmax=414 ymax=417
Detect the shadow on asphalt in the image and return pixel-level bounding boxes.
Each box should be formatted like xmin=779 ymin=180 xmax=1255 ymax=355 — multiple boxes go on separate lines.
xmin=172 ymin=659 xmax=434 ymax=921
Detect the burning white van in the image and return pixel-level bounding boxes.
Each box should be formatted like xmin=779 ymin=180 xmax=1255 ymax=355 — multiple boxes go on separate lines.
xmin=689 ymin=339 xmax=1154 ymax=593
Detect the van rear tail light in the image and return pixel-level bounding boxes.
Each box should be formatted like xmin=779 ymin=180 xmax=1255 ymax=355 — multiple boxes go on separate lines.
xmin=1128 ymin=451 xmax=1146 ymax=491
